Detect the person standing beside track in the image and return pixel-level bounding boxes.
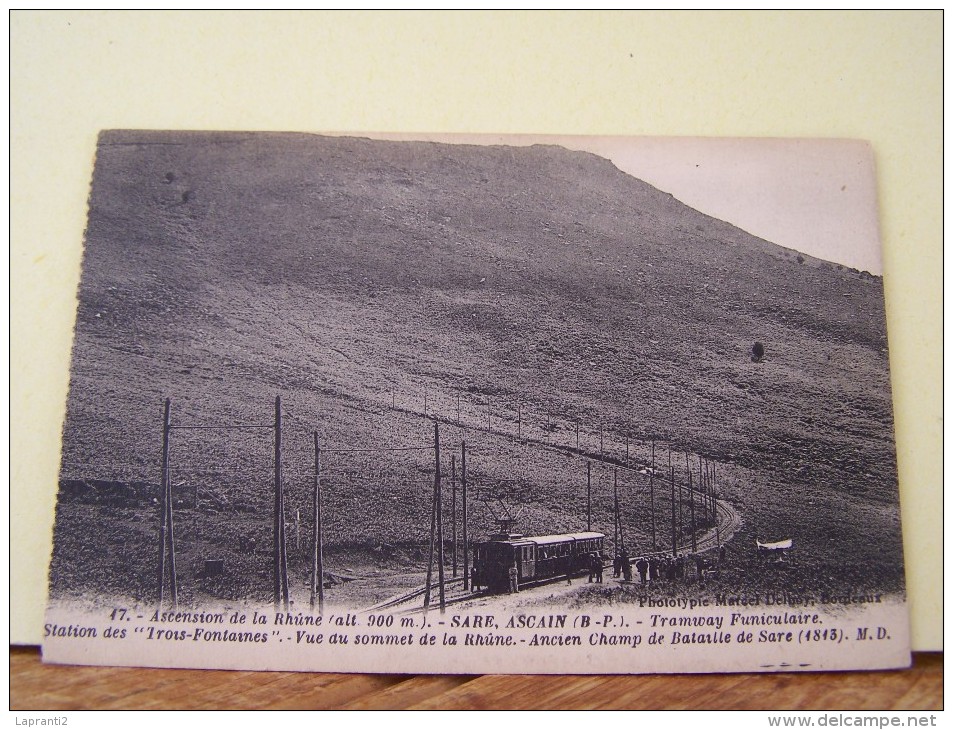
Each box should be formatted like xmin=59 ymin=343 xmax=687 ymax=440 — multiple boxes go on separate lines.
xmin=621 ymin=548 xmax=632 ymax=583
xmin=508 ymin=561 xmax=519 ymax=593
xmin=589 ymin=552 xmax=604 ymax=583
xmin=636 ymin=556 xmax=648 ymax=585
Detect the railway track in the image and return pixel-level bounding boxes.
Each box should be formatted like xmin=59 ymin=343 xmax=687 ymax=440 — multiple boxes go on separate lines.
xmin=360 ymin=497 xmax=742 ymax=613
xmin=643 ymin=497 xmax=742 ymax=559
xmin=695 ymin=499 xmax=742 ymax=554
xmin=361 ymin=577 xmax=467 ymax=613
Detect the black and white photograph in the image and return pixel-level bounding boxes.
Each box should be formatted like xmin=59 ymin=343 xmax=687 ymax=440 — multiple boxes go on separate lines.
xmin=43 ymin=130 xmax=909 ymax=674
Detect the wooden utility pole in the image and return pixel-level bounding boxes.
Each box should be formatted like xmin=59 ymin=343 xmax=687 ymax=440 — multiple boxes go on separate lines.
xmin=157 ymin=398 xmax=171 ymax=607
xmin=278 ymin=397 xmax=286 ymax=607
xmin=714 ymin=479 xmax=721 ymax=549
xmin=586 ymin=461 xmax=592 ymax=532
xmin=165 ymin=458 xmax=178 ymax=609
xmin=689 ymin=470 xmax=697 ymax=553
xmin=682 ymin=452 xmax=690 ymax=542
xmin=435 ymin=422 xmax=446 ymax=613
xmin=273 ymin=398 xmax=281 ymax=609
xmin=670 ymin=466 xmax=677 ymax=558
xmin=615 ymin=469 xmax=624 ymax=548
xmin=311 ymin=432 xmax=325 ymax=613
xmin=706 ymin=459 xmax=714 ymax=524
xmin=451 ymin=454 xmax=457 ymax=578
xmin=423 ymin=471 xmax=437 ymax=611
xmin=613 ymin=469 xmax=620 ymax=551
xmin=274 ymin=396 xmax=288 ymax=611
xmin=295 ymin=509 xmax=301 ymax=552
xmin=462 ymin=441 xmax=469 ymax=590
xmin=701 ymin=458 xmax=706 ymax=519
xmin=677 ymin=474 xmax=683 ymax=543
xmin=650 ymin=439 xmax=657 ymax=551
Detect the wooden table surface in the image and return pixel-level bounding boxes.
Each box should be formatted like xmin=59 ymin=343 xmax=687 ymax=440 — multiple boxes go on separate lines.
xmin=10 ymin=648 xmax=942 ymax=711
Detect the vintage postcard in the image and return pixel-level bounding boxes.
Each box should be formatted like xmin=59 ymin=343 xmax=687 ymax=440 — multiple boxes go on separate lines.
xmin=43 ymin=131 xmax=908 ymax=673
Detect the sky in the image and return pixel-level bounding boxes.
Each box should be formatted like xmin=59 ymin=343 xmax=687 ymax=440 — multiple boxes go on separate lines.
xmin=361 ymin=133 xmax=884 ymax=275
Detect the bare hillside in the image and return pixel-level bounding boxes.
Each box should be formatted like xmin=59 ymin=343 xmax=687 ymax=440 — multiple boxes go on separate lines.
xmin=50 ymin=132 xmax=902 ymax=606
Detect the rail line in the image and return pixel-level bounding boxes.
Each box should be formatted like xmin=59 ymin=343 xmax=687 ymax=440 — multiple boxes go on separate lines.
xmin=360 ymin=497 xmax=742 ymax=613
xmin=643 ymin=498 xmax=741 ymax=560
xmin=361 ymin=577 xmax=467 ymax=613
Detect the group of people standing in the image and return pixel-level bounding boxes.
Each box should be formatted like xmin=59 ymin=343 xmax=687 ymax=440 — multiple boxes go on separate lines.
xmin=589 ymin=545 xmax=727 ymax=585
xmin=506 ymin=545 xmax=729 ymax=593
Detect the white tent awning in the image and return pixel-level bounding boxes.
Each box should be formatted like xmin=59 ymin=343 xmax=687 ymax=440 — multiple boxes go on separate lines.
xmin=757 ymin=538 xmax=793 ymax=550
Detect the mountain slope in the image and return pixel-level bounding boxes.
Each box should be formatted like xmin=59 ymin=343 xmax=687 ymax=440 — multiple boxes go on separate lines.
xmin=52 ymin=131 xmax=902 ymax=603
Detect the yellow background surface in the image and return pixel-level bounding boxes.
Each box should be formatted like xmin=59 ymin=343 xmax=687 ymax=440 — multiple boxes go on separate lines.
xmin=10 ymin=10 xmax=941 ymax=650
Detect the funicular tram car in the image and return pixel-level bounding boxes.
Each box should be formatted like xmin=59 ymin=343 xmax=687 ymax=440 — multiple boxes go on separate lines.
xmin=472 ymin=526 xmax=606 ymax=592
